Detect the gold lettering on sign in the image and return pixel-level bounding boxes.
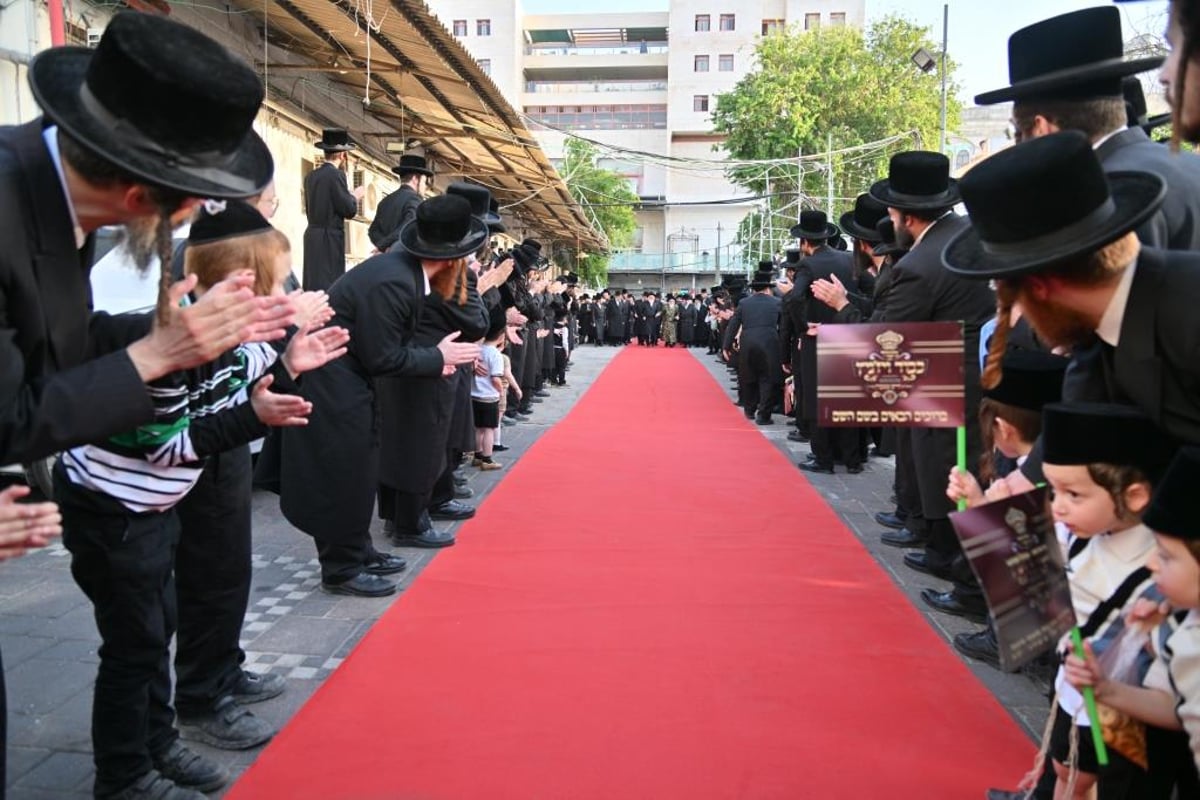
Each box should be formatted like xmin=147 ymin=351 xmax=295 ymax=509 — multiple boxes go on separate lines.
xmin=851 ymin=330 xmax=931 ymax=405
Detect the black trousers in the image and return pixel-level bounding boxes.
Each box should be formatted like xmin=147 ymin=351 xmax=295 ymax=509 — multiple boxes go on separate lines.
xmin=173 ymin=446 xmax=252 ymax=717
xmin=894 ymin=430 xmax=925 ymax=539
xmin=428 ymin=450 xmax=458 ymax=508
xmin=378 ymin=486 xmax=432 ymax=535
xmin=810 ymin=425 xmax=861 ymax=468
xmin=314 ymin=536 xmax=372 ymax=584
xmin=60 ymin=481 xmax=180 ymax=797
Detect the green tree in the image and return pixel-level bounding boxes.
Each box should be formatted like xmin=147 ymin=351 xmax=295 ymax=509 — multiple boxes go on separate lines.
xmin=711 ymin=15 xmax=960 ymax=260
xmin=555 ymin=138 xmax=638 ymax=286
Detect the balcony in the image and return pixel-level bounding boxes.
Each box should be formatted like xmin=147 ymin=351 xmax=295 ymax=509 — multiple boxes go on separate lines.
xmin=609 ymin=251 xmax=754 ymax=273
xmin=525 ymin=79 xmax=668 ymax=94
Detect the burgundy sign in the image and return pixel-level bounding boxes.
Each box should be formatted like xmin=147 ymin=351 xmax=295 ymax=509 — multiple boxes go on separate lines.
xmin=950 ymin=487 xmax=1075 ymax=672
xmin=816 ymin=322 xmax=964 ymax=428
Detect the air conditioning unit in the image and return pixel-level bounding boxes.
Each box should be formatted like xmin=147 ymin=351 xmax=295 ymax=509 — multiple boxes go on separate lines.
xmin=86 ymin=28 xmax=104 ymax=48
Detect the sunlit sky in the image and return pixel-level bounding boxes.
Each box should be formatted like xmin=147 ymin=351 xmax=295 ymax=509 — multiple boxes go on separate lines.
xmin=519 ymin=0 xmax=1171 ymax=103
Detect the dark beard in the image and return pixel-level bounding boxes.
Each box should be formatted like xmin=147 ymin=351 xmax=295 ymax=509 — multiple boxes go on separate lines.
xmin=1016 ymin=288 xmax=1095 ymax=349
xmin=120 ymin=215 xmax=163 ymax=278
xmin=893 ymin=219 xmax=916 ymax=249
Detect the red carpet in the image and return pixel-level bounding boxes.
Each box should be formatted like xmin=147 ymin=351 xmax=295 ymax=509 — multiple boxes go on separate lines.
xmin=229 ymin=348 xmax=1033 ymax=799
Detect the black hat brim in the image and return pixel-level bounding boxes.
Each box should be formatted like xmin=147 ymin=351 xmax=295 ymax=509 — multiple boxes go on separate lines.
xmin=29 ymin=48 xmax=273 ymax=199
xmin=392 ymin=165 xmax=433 ymax=177
xmin=839 ymin=211 xmax=884 ymax=242
xmin=789 ymin=222 xmax=840 ymax=240
xmin=872 ymin=242 xmax=907 ymax=257
xmin=974 ymin=55 xmax=1164 ymax=106
xmin=942 ymin=171 xmax=1165 ymax=279
xmin=398 ymin=217 xmax=490 ymax=260
xmin=869 ymin=178 xmax=961 ymax=211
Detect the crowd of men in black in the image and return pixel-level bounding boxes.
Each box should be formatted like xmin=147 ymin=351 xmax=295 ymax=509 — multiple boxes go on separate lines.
xmin=5 ymin=2 xmax=1200 ymax=799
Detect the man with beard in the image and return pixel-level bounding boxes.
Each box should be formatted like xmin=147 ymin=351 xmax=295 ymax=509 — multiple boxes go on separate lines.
xmin=368 ymin=153 xmax=431 ymax=253
xmin=947 ymin=130 xmax=1200 ymax=451
xmin=868 ymin=152 xmax=995 ymax=597
xmin=302 ymin=129 xmax=365 ymax=290
xmin=0 ymin=12 xmax=297 ymax=799
xmin=976 ymin=6 xmax=1200 ymax=251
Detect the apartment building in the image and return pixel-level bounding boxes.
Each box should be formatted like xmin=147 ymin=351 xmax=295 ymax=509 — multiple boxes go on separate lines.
xmin=427 ymin=0 xmax=866 ymax=286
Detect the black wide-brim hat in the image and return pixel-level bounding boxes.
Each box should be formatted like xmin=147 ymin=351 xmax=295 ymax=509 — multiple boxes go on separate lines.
xmin=316 ymin=128 xmax=355 ymax=153
xmin=29 ymin=12 xmax=273 ymax=199
xmin=399 ymin=194 xmax=489 ymax=260
xmin=870 ymin=151 xmax=960 ymax=211
xmin=1143 ymin=447 xmax=1200 ymax=542
xmin=975 ymin=7 xmax=1163 ymax=106
xmin=871 ymin=217 xmax=906 ymax=257
xmin=943 ymin=130 xmax=1165 ymax=279
xmin=840 ymin=193 xmax=888 ymax=242
xmin=393 ymin=153 xmax=433 ymax=177
xmin=790 ymin=209 xmax=839 ymax=240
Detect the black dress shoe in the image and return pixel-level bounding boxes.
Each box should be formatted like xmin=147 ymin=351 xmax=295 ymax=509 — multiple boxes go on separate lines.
xmin=755 ymin=415 xmax=772 ymax=426
xmin=429 ymin=499 xmax=476 ymax=520
xmin=365 ymin=553 xmax=408 ymax=576
xmin=902 ymin=552 xmax=955 ymax=581
xmin=786 ymin=430 xmax=809 ymax=443
xmin=845 ymin=463 xmax=864 ymax=474
xmin=321 ymin=573 xmax=397 ymax=597
xmin=920 ymin=588 xmax=988 ymax=623
xmin=880 ymin=528 xmax=926 ymax=548
xmin=389 ymin=529 xmax=456 ymax=549
xmin=955 ymin=626 xmax=1001 ymax=669
xmin=743 ymin=410 xmax=755 ymax=420
xmin=534 ymin=389 xmax=550 ymax=397
xmin=874 ymin=511 xmax=907 ymax=530
xmin=492 ymin=444 xmax=509 ymax=452
xmin=798 ymin=461 xmax=834 ymax=474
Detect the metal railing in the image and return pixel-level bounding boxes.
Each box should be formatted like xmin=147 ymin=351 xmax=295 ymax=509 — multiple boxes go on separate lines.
xmin=525 ymin=80 xmax=668 ymax=93
xmin=525 ymin=43 xmax=668 ymax=56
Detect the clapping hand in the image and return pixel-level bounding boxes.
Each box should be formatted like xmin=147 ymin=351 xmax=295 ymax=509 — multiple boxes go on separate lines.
xmin=281 ymin=323 xmax=350 ymax=378
xmin=0 ymin=485 xmax=60 ymax=561
xmin=288 ymin=290 xmax=335 ymax=330
xmin=811 ymin=274 xmax=849 ymax=311
xmin=250 ymin=374 xmax=313 ymax=426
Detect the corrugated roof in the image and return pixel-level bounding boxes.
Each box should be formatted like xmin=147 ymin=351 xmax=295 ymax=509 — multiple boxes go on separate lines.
xmin=228 ymin=0 xmax=606 ymax=251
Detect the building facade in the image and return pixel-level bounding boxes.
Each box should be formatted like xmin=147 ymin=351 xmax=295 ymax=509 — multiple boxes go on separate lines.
xmin=427 ymin=0 xmax=866 ymax=289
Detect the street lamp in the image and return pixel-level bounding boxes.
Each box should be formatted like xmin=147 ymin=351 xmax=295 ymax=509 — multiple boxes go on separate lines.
xmin=911 ymin=4 xmax=949 ymax=155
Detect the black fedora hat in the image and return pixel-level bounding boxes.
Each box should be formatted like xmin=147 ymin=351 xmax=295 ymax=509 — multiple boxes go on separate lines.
xmin=1144 ymin=447 xmax=1200 ymax=542
xmin=316 ymin=128 xmax=355 ymax=153
xmin=790 ymin=209 xmax=839 ymax=240
xmin=487 ymin=198 xmax=507 ymax=233
xmin=975 ymin=7 xmax=1163 ymax=106
xmin=869 ymin=151 xmax=960 ymax=211
xmin=447 ymin=182 xmax=504 ymax=230
xmin=783 ymin=249 xmax=801 ymax=269
xmin=942 ymin=130 xmax=1165 ymax=279
xmin=393 ymin=153 xmax=433 ymax=177
xmin=750 ymin=261 xmax=775 ymax=290
xmin=28 ymin=11 xmax=272 ymax=199
xmin=398 ymin=194 xmax=489 ymax=260
xmin=1123 ymin=76 xmax=1172 ymax=134
xmin=871 ymin=218 xmax=906 ymax=257
xmin=840 ymin=193 xmax=888 ymax=242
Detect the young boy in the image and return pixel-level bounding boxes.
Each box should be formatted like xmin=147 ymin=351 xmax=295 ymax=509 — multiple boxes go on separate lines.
xmin=472 ymin=317 xmax=507 ymax=471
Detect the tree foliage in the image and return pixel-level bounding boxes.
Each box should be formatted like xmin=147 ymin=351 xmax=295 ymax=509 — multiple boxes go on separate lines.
xmin=711 ymin=16 xmax=960 ymax=259
xmin=554 ymin=137 xmax=638 ymax=286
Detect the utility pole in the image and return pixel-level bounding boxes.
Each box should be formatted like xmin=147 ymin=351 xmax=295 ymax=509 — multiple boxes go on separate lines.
xmin=940 ymin=4 xmax=949 ymax=154
xmin=715 ymin=222 xmax=722 ymax=281
xmin=826 ymin=133 xmax=834 ymax=217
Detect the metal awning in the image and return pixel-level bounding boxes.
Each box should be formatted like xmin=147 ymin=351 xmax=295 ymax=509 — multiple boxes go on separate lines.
xmin=227 ymin=0 xmax=606 ymax=251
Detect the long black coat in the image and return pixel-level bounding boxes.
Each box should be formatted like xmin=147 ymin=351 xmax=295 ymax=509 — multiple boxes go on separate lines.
xmin=796 ymin=247 xmax=855 ymax=420
xmin=0 ymin=119 xmax=154 ymax=463
xmin=723 ymin=292 xmax=783 ymax=379
xmin=1098 ymin=127 xmax=1200 ymax=251
xmin=302 ymin=162 xmax=358 ymax=291
xmin=883 ymin=214 xmax=994 ymax=520
xmin=606 ymin=299 xmax=623 ymax=340
xmin=679 ymin=304 xmax=696 ymax=342
xmin=368 ymin=184 xmax=420 ymax=252
xmin=377 ymin=274 xmax=487 ymax=494
xmin=278 ymin=251 xmax=444 ymax=542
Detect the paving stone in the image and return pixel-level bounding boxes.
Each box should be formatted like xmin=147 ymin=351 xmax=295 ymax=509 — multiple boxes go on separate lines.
xmin=12 ymin=750 xmax=94 ymax=792
xmin=6 ymin=659 xmax=96 ymax=716
xmin=244 ymin=616 xmax=359 ymax=656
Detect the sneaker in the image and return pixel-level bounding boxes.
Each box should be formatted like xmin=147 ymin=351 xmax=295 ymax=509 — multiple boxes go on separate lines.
xmin=471 ymin=456 xmax=484 ymax=467
xmin=178 ymin=696 xmax=275 ymax=751
xmin=152 ymin=741 xmax=229 ymax=792
xmin=478 ymin=460 xmax=503 ymax=471
xmin=108 ymin=770 xmax=206 ymax=800
xmin=232 ymin=670 xmax=286 ymax=705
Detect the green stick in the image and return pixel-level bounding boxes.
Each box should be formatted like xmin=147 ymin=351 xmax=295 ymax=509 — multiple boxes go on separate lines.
xmin=956 ymin=426 xmax=967 ymax=512
xmin=1070 ymin=627 xmax=1109 ymax=766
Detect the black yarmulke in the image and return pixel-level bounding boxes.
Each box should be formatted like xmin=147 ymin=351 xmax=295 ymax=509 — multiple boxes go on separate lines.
xmin=188 ymin=200 xmax=271 ymax=245
xmin=1042 ymin=402 xmax=1177 ymax=481
xmin=1144 ymin=447 xmax=1200 ymax=541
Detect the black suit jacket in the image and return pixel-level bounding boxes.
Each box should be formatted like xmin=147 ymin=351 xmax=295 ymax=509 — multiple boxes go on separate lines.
xmin=796 ymin=246 xmax=855 ymax=327
xmin=1097 ymin=127 xmax=1200 ymax=251
xmin=0 ymin=119 xmax=153 ymax=463
xmin=368 ymin=184 xmax=420 ymax=252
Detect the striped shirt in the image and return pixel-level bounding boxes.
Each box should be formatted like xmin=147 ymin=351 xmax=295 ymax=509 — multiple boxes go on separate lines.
xmin=62 ymin=343 xmax=277 ymax=513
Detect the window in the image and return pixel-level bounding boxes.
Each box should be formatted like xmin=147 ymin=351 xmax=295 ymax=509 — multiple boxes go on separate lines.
xmin=693 ymin=95 xmax=709 ymax=112
xmin=830 ymin=12 xmax=846 ymax=27
xmin=718 ymin=54 xmax=734 ymax=71
xmin=804 ymin=13 xmax=820 ymax=31
xmin=695 ymin=14 xmax=710 ymax=32
xmin=452 ymin=19 xmax=467 ymax=36
xmin=476 ymin=19 xmax=491 ymax=36
xmin=694 ymin=55 xmax=709 ymax=72
xmin=478 ymin=58 xmax=491 ymax=75
xmin=761 ymin=19 xmax=784 ymax=36
xmin=522 ymin=103 xmax=667 ymax=130
xmin=719 ymin=14 xmax=736 ymax=31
